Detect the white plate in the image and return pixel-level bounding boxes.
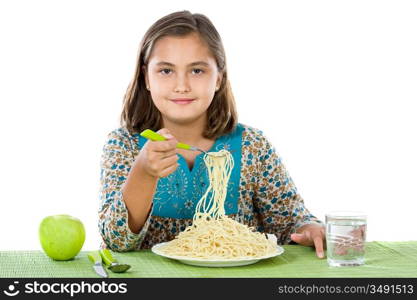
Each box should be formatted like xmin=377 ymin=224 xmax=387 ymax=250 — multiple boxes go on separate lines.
xmin=151 ymin=242 xmax=284 ymax=267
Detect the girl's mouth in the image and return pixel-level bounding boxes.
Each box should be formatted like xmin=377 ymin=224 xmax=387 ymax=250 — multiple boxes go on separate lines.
xmin=170 ymin=98 xmax=196 ymax=105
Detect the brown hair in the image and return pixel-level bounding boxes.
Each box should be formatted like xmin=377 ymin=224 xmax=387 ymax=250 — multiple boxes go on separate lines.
xmin=120 ymin=10 xmax=238 ymax=139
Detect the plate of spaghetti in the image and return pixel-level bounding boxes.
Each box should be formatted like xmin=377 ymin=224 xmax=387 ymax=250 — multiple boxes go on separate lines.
xmin=151 ymin=149 xmax=284 ymax=267
xmin=152 ymin=232 xmax=284 ymax=267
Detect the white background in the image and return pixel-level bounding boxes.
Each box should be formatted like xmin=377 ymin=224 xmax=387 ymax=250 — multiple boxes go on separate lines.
xmin=0 ymin=0 xmax=416 ymax=251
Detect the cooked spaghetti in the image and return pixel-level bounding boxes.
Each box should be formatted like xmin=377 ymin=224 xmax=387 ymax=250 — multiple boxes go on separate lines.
xmin=159 ymin=149 xmax=277 ymax=259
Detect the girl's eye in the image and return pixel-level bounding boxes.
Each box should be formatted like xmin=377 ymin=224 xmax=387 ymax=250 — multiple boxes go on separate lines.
xmin=158 ymin=68 xmax=204 ymax=75
xmin=192 ymin=68 xmax=204 ymax=75
xmin=159 ymin=68 xmax=172 ymax=75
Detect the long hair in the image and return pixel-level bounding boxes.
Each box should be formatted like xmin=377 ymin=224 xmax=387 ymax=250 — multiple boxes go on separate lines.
xmin=121 ymin=10 xmax=238 ymax=139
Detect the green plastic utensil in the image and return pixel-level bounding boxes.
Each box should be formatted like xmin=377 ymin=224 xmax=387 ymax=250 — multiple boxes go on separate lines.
xmin=99 ymin=249 xmax=131 ymax=273
xmin=88 ymin=251 xmax=108 ymax=278
xmin=140 ymin=129 xmax=208 ymax=154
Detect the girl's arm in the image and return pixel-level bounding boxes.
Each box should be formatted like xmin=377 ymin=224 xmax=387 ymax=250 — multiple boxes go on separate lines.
xmin=122 ymin=157 xmax=158 ymax=234
xmin=98 ymin=129 xmax=151 ymax=251
xmin=99 ymin=128 xmax=178 ymax=251
xmin=251 ymin=130 xmax=323 ymax=244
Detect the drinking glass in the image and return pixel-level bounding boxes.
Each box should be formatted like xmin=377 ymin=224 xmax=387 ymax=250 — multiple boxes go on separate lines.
xmin=326 ymin=211 xmax=367 ymax=267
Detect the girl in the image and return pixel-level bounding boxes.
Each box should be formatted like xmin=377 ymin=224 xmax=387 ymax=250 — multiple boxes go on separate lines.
xmin=99 ymin=10 xmax=326 ymax=258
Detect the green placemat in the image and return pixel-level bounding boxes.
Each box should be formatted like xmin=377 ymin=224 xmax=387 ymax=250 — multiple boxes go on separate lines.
xmin=1 ymin=242 xmax=416 ymax=278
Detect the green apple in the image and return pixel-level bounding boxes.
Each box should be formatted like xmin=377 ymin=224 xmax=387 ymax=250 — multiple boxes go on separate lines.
xmin=39 ymin=214 xmax=86 ymax=261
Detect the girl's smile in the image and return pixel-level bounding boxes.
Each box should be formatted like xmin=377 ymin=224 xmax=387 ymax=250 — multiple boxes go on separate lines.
xmin=169 ymin=97 xmax=197 ymax=105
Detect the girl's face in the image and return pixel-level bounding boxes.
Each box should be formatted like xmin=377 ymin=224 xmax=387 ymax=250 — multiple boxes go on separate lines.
xmin=144 ymin=32 xmax=222 ymax=126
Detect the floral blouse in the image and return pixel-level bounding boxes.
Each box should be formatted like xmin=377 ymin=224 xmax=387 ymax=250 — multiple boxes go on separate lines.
xmin=98 ymin=123 xmax=322 ymax=251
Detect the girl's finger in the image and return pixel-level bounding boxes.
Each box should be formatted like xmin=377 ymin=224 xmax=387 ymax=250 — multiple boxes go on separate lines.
xmin=313 ymin=235 xmax=325 ymax=258
xmin=290 ymin=232 xmax=308 ymax=245
xmin=159 ymin=155 xmax=179 ymax=169
xmin=297 ymin=230 xmax=313 ymax=246
xmin=304 ymin=230 xmax=312 ymax=244
xmin=160 ymin=149 xmax=178 ymax=159
xmin=321 ymin=227 xmax=327 ymax=250
xmin=158 ymin=162 xmax=179 ymax=178
xmin=149 ymin=139 xmax=178 ymax=152
xmin=157 ymin=128 xmax=173 ymax=139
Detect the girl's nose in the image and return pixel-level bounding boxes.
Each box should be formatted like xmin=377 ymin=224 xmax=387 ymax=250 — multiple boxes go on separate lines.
xmin=174 ymin=74 xmax=191 ymax=93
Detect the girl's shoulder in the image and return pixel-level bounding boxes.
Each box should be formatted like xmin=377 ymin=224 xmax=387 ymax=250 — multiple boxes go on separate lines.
xmin=239 ymin=123 xmax=270 ymax=144
xmin=103 ymin=127 xmax=140 ymax=152
xmin=239 ymin=123 xmax=278 ymax=159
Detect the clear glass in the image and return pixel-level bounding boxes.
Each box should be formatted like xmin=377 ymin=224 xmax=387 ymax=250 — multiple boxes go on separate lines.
xmin=325 ymin=211 xmax=367 ymax=267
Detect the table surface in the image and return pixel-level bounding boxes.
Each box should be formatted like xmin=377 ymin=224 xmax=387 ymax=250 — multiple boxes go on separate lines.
xmin=1 ymin=241 xmax=416 ymax=278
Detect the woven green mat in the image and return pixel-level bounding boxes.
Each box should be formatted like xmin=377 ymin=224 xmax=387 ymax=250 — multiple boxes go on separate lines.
xmin=1 ymin=242 xmax=416 ymax=278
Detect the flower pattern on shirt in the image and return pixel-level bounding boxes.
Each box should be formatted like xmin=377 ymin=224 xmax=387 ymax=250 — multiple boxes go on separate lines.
xmin=98 ymin=123 xmax=322 ymax=251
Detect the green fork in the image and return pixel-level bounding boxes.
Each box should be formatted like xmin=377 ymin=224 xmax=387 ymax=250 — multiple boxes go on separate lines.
xmin=140 ymin=129 xmax=208 ymax=154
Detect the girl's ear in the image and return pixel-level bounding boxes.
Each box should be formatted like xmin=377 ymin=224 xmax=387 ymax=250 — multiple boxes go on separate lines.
xmin=216 ymin=72 xmax=223 ymax=91
xmin=142 ymin=65 xmax=150 ymax=90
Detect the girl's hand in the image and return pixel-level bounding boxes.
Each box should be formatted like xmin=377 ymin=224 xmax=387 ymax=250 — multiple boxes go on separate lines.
xmin=136 ymin=128 xmax=179 ymax=178
xmin=290 ymin=224 xmax=326 ymax=259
